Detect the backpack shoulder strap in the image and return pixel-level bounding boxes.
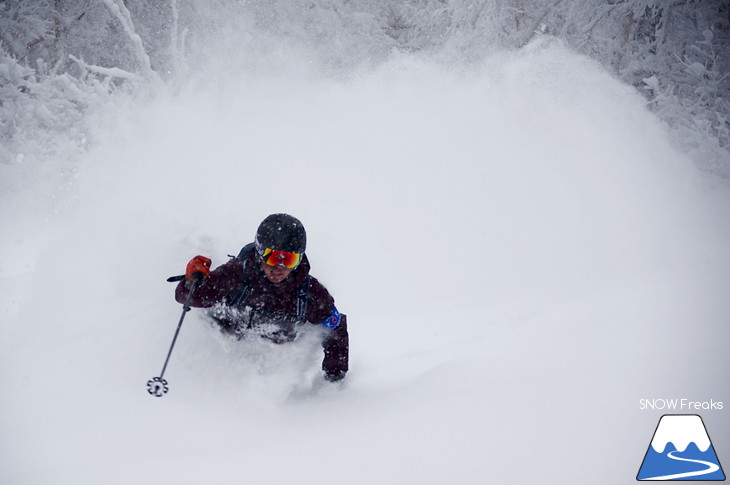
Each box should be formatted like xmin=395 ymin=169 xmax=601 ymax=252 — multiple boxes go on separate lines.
xmin=230 ymin=243 xmax=255 ymax=307
xmin=295 ymin=275 xmax=311 ymax=321
xmin=237 ymin=242 xmax=256 ymax=260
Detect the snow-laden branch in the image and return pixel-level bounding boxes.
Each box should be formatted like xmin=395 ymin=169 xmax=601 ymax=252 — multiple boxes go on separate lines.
xmin=68 ymin=54 xmax=142 ymax=81
xmin=101 ymin=0 xmax=155 ymax=79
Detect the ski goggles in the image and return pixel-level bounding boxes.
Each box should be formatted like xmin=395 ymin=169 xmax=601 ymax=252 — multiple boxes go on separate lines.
xmin=261 ymin=248 xmax=302 ymax=269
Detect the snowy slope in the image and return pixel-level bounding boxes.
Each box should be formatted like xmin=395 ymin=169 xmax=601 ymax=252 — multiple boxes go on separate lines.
xmin=2 ymin=37 xmax=729 ymax=485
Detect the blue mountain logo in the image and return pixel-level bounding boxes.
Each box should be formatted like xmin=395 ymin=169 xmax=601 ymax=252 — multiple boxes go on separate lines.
xmin=637 ymin=414 xmax=725 ymax=481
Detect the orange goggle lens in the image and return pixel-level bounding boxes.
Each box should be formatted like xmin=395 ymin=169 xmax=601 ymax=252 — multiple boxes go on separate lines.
xmin=262 ymin=248 xmax=302 ymax=269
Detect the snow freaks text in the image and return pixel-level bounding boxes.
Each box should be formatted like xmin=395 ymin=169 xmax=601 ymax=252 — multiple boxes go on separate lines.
xmin=639 ymin=399 xmax=724 ymax=411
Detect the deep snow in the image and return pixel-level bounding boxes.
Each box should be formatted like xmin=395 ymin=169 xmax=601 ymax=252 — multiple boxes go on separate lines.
xmin=1 ymin=38 xmax=729 ymax=484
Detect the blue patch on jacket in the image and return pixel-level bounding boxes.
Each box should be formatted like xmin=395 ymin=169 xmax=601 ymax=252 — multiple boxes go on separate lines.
xmin=321 ymin=306 xmax=341 ymax=329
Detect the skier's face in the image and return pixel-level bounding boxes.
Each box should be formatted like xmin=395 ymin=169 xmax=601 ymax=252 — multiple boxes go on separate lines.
xmin=260 ymin=260 xmax=294 ymax=284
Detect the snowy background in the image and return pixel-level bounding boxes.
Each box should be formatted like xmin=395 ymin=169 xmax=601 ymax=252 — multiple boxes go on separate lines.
xmin=1 ymin=2 xmax=729 ymax=484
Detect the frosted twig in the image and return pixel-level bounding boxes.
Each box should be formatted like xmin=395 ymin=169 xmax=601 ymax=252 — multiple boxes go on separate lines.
xmin=68 ymin=54 xmax=143 ymax=81
xmin=170 ymin=0 xmax=188 ymax=76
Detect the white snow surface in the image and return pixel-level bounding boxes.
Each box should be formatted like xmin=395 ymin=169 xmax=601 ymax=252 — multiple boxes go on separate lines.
xmin=2 ymin=38 xmax=730 ymax=484
xmin=650 ymin=415 xmax=711 ymax=453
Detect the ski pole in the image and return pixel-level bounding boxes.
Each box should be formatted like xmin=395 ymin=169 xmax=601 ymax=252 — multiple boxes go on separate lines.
xmin=147 ymin=273 xmax=203 ymax=397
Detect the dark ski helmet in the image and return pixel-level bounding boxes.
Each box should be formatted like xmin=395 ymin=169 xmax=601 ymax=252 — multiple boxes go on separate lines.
xmin=255 ymin=213 xmax=307 ymax=254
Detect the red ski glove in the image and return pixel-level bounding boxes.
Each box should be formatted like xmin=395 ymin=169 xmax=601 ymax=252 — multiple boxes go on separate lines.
xmin=185 ymin=255 xmax=211 ymax=282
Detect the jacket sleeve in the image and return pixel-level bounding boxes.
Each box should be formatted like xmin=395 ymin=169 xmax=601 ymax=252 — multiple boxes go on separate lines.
xmin=174 ymin=259 xmax=243 ymax=308
xmin=304 ymin=276 xmax=336 ymax=324
xmin=322 ymin=314 xmax=349 ymax=376
xmin=305 ymin=277 xmax=349 ymax=377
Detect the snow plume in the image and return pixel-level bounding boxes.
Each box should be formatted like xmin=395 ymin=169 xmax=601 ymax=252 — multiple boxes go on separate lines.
xmin=2 ymin=1 xmax=728 ymax=175
xmin=2 ymin=5 xmax=730 ymax=485
xmin=381 ymin=0 xmax=730 ymax=177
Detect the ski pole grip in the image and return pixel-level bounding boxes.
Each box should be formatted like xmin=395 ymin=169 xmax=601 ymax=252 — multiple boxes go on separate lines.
xmin=167 ymin=272 xmax=205 ymax=283
xmin=167 ymin=271 xmax=205 ymax=286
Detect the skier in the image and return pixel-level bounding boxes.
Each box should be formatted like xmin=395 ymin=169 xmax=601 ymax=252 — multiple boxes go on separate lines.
xmin=175 ymin=213 xmax=349 ymax=382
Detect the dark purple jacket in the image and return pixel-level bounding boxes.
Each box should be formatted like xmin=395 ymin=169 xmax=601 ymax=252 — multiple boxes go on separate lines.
xmin=176 ymin=246 xmax=348 ymax=377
